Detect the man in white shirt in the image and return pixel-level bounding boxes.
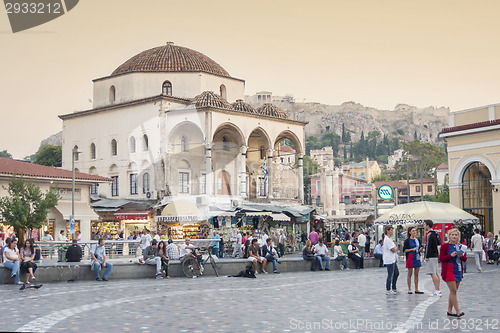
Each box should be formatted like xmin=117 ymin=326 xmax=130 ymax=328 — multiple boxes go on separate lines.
xmin=278 ymin=231 xmax=286 ymax=257
xmin=382 ymin=226 xmax=399 ymax=294
xmin=357 ymin=231 xmax=367 ymax=258
xmin=471 ymin=229 xmax=484 ymax=273
xmin=138 ymin=228 xmax=152 ymax=255
xmin=56 ymin=230 xmax=66 ymax=242
xmin=262 ymin=232 xmax=269 ymax=244
xmin=232 ymin=230 xmax=242 ymax=258
xmin=313 ymin=238 xmax=331 ymax=271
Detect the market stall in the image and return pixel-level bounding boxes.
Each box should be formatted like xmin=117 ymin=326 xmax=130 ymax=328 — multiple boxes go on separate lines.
xmin=155 ymin=199 xmax=207 ymax=239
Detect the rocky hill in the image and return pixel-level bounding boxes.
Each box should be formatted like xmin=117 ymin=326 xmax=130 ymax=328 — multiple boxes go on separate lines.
xmin=250 ymin=100 xmax=449 ymax=144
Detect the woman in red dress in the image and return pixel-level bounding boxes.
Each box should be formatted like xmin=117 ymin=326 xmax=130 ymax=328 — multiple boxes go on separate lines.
xmin=439 ymin=228 xmax=467 ymax=318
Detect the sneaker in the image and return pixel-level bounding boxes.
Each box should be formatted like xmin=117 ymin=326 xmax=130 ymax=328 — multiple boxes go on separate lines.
xmin=392 ymin=289 xmax=400 ymax=294
xmin=432 ymin=291 xmax=442 ymax=296
xmin=102 ymin=278 xmax=109 ymax=281
xmin=156 ymin=274 xmax=163 ymax=279
xmin=15 ymin=281 xmax=24 ymax=285
xmin=340 ymin=266 xmax=344 ymax=271
xmin=386 ymin=290 xmax=395 ymax=295
xmin=262 ymin=270 xmax=268 ymax=274
xmin=273 ymin=271 xmax=280 ymax=274
xmin=346 ymin=267 xmax=350 ymax=270
xmin=255 ymin=271 xmax=259 ymax=275
xmin=192 ymin=276 xmax=197 ymax=279
xmin=96 ymin=278 xmax=102 ymax=281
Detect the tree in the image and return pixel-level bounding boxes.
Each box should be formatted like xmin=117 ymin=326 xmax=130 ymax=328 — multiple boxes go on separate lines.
xmin=394 ymin=140 xmax=447 ymax=181
xmin=33 ymin=144 xmax=62 ymax=167
xmin=0 ymin=150 xmax=12 ymax=158
xmin=321 ymin=132 xmax=341 ymax=155
xmin=0 ymin=176 xmax=58 ymax=244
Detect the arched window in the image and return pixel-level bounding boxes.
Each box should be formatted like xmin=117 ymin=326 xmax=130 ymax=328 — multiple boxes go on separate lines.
xmin=181 ymin=136 xmax=189 ymax=152
xmin=143 ymin=134 xmax=148 ymax=151
xmin=162 ymin=81 xmax=172 ymax=96
xmin=109 ymin=85 xmax=116 ymax=103
xmin=73 ymin=145 xmax=79 ymax=161
xmin=143 ymin=173 xmax=150 ymax=194
xmin=222 ymin=135 xmax=229 ymax=151
xmin=90 ymin=143 xmax=96 ymax=159
xmin=129 ymin=137 xmax=136 ymax=153
xmin=220 ymin=84 xmax=227 ymax=100
xmin=462 ymin=162 xmax=493 ymax=232
xmin=111 ymin=139 xmax=117 ymax=156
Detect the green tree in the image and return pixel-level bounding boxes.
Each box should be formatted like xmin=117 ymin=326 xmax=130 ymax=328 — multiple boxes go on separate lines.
xmin=394 ymin=140 xmax=447 ymax=181
xmin=371 ymin=173 xmax=390 ymax=182
xmin=0 ymin=176 xmax=58 ymax=244
xmin=33 ymin=145 xmax=62 ymax=167
xmin=0 ymin=150 xmax=13 ymax=158
xmin=321 ymin=132 xmax=341 ymax=155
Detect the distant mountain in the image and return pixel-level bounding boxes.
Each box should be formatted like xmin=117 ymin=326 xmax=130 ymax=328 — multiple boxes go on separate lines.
xmin=247 ymin=99 xmax=449 ymax=144
xmin=39 ymin=131 xmax=62 ymax=148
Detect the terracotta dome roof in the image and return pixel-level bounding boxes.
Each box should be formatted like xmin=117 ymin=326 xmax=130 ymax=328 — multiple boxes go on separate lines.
xmin=111 ymin=43 xmax=230 ymax=77
xmin=231 ymin=99 xmax=258 ymax=114
xmin=190 ymin=91 xmax=232 ymax=109
xmin=256 ymin=103 xmax=290 ymax=119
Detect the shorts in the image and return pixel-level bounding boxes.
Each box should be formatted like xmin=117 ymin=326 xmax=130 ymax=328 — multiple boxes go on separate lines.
xmin=248 ymin=257 xmax=261 ymax=262
xmin=425 ymin=258 xmax=439 ymax=275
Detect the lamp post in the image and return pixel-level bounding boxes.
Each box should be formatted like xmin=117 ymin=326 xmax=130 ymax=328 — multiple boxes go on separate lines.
xmin=71 ymin=147 xmax=80 ymax=240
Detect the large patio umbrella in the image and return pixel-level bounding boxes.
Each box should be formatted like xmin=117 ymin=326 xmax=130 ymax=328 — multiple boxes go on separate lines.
xmin=374 ymin=201 xmax=479 ymax=225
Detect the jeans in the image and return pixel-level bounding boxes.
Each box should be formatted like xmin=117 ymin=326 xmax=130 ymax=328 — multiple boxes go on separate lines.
xmin=232 ymin=244 xmax=242 ymax=258
xmin=265 ymin=254 xmax=278 ymax=272
xmin=161 ymin=257 xmax=169 ymax=276
xmin=212 ymin=247 xmax=220 ymax=258
xmin=93 ymin=260 xmax=113 ymax=280
xmin=279 ymin=244 xmax=285 ymax=257
xmin=348 ymin=254 xmax=364 ymax=268
xmin=473 ymin=250 xmax=483 ymax=271
xmin=303 ymin=256 xmax=318 ymax=271
xmin=146 ymin=257 xmax=161 ymax=275
xmin=3 ymin=261 xmax=20 ymax=283
xmin=219 ymin=243 xmax=224 ymax=258
xmin=374 ymin=253 xmax=383 ymax=267
xmin=335 ymin=256 xmax=348 ymax=269
xmin=316 ymin=255 xmax=331 ymax=270
xmin=386 ymin=262 xmax=399 ymax=291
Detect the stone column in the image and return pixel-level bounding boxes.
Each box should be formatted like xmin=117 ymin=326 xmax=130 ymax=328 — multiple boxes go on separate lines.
xmin=267 ymin=149 xmax=273 ymax=198
xmin=240 ymin=146 xmax=247 ymax=198
xmin=205 ymin=144 xmax=213 ymax=196
xmin=298 ymin=154 xmax=304 ymax=203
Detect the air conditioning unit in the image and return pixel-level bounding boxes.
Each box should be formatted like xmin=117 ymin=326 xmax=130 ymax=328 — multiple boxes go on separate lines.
xmin=146 ymin=191 xmax=152 ymax=199
xmin=231 ymin=199 xmax=240 ymax=208
xmin=196 ymin=196 xmax=208 ymax=205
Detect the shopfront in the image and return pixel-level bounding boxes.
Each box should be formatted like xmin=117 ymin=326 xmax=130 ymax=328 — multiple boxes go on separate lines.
xmin=114 ymin=211 xmax=153 ymax=238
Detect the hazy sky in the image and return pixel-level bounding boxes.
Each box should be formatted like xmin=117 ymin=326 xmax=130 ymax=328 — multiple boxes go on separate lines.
xmin=1 ymin=0 xmax=500 ymax=158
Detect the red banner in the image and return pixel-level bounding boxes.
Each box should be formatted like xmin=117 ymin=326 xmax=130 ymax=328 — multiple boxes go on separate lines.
xmin=114 ymin=212 xmax=149 ymax=221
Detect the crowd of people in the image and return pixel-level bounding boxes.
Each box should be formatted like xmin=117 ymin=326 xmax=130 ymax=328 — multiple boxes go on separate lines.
xmin=1 ymin=237 xmax=39 ymax=286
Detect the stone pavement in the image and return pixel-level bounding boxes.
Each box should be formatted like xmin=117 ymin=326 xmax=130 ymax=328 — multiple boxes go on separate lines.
xmin=0 ymin=262 xmax=498 ymax=333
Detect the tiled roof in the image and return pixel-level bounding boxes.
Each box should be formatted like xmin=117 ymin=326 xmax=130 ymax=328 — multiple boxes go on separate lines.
xmin=256 ymin=103 xmax=290 ymax=119
xmin=409 ymin=178 xmax=435 ymax=184
xmin=437 ymin=163 xmax=448 ymax=170
xmin=190 ymin=91 xmax=232 ymax=110
xmin=280 ymin=145 xmax=295 ymax=152
xmin=373 ymin=180 xmax=407 ymax=189
xmin=111 ymin=43 xmax=230 ymax=77
xmin=0 ymin=158 xmax=111 ymax=182
xmin=442 ymin=119 xmax=500 ymax=134
xmin=231 ymin=99 xmax=258 ymax=114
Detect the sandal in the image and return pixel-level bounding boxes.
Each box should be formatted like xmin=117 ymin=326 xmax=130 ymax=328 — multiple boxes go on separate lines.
xmin=415 ymin=291 xmax=424 ymax=294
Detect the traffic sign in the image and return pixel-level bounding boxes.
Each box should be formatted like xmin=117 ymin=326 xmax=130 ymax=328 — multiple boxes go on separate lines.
xmin=378 ymin=185 xmax=394 ymax=200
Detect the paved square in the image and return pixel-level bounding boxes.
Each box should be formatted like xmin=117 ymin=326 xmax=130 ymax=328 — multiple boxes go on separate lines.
xmin=1 ymin=264 xmax=498 ymax=333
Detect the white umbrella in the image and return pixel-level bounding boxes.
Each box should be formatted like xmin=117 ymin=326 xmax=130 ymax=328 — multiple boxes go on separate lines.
xmin=374 ymin=201 xmax=479 ymax=225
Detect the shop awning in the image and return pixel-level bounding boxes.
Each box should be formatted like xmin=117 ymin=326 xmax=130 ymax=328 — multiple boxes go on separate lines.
xmin=239 ymin=203 xmax=314 ymax=217
xmin=325 ymin=214 xmax=374 ymax=224
xmin=155 ymin=199 xmax=203 ymax=224
xmin=245 ymin=211 xmax=273 ymax=217
xmin=206 ymin=211 xmax=236 ymax=218
xmin=271 ymin=213 xmax=290 ymax=222
xmin=114 ymin=211 xmax=150 ymax=221
xmin=55 ymin=202 xmax=99 ymax=220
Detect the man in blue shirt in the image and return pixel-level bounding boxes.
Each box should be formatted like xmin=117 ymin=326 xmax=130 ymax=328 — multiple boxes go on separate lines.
xmin=211 ymin=231 xmax=220 ymax=258
xmin=374 ymin=239 xmax=384 ymax=267
xmin=90 ymin=238 xmax=113 ymax=281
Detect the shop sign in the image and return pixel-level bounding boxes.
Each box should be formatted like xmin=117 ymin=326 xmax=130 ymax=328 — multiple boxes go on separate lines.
xmin=115 ymin=212 xmax=149 ymax=221
xmin=296 ymin=214 xmax=309 ymax=224
xmin=53 ymin=187 xmax=81 ymax=200
xmin=155 ymin=215 xmax=200 ymax=223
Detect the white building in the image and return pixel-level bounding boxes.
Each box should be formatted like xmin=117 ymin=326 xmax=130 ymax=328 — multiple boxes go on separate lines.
xmin=60 ymin=43 xmax=307 ymax=219
xmin=387 ymin=148 xmax=405 ymax=168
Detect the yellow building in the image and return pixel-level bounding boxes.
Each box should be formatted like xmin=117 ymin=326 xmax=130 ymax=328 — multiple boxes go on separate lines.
xmin=440 ymin=103 xmax=500 ymax=233
xmin=342 ymin=158 xmax=381 ymax=183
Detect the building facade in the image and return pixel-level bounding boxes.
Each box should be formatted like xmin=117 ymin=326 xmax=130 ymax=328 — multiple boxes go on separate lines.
xmin=60 ymin=43 xmax=307 ymax=217
xmin=441 ymin=103 xmax=500 ymax=234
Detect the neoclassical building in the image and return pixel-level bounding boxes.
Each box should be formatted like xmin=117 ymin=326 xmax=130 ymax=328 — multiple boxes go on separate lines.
xmin=441 ymin=103 xmax=500 ymax=234
xmin=60 ymin=43 xmax=307 ymax=215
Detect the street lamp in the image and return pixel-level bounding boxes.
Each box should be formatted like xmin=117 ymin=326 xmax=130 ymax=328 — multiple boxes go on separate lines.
xmin=71 ymin=147 xmax=81 ymax=240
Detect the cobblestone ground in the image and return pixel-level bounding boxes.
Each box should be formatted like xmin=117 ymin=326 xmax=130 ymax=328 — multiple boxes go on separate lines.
xmin=1 ymin=263 xmax=499 ymax=333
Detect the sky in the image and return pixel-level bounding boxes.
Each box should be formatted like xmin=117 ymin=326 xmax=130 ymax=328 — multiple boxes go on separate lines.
xmin=1 ymin=0 xmax=500 ymax=159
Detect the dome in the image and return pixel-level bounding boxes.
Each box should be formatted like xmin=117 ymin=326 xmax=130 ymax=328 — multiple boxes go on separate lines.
xmin=111 ymin=43 xmax=230 ymax=77
xmin=231 ymin=99 xmax=258 ymax=114
xmin=256 ymin=103 xmax=290 ymax=119
xmin=190 ymin=91 xmax=232 ymax=110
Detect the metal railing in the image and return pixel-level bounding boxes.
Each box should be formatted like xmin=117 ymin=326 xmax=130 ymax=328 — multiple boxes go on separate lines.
xmin=36 ymin=239 xmax=218 ymax=262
